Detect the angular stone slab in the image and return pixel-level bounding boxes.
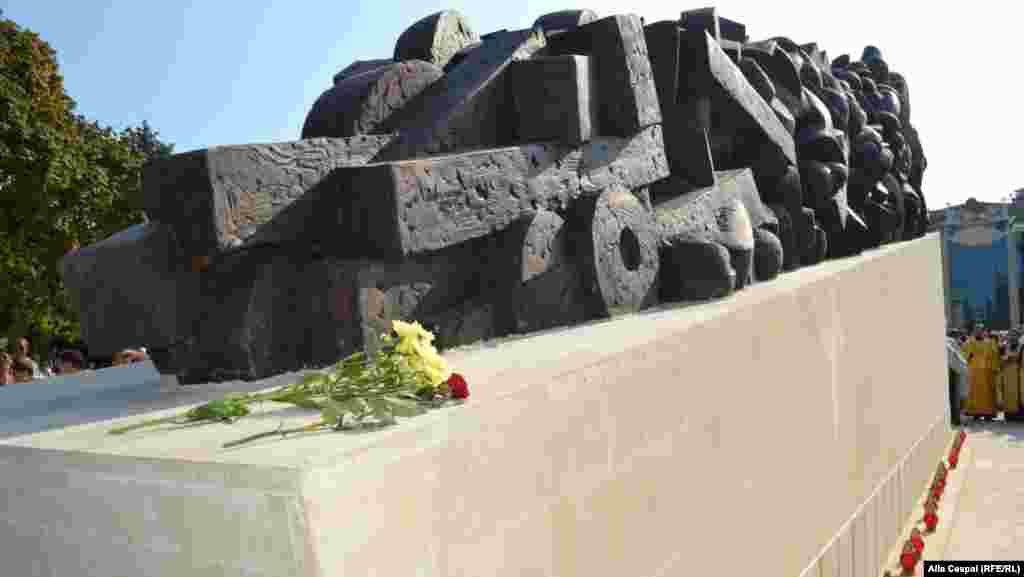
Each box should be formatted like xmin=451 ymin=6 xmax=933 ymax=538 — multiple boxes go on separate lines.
xmin=318 ymin=125 xmax=668 ymax=260
xmin=659 ymin=240 xmax=736 ymax=302
xmin=744 ymin=41 xmax=803 ymax=115
xmin=720 ymin=39 xmax=742 ymax=64
xmin=375 ymin=28 xmax=545 ymax=161
xmin=680 ymin=8 xmax=721 ymax=42
xmin=143 ymin=135 xmax=393 ymax=259
xmin=163 ymin=235 xmax=511 ymax=383
xmin=753 ymin=224 xmax=783 ymax=281
xmin=680 ymin=8 xmax=747 ymax=43
xmin=653 ymin=177 xmax=754 ymax=288
xmin=545 ymin=14 xmax=661 ymax=137
xmin=643 ymin=22 xmax=717 ymax=189
xmin=393 ymin=10 xmax=480 ymax=70
xmin=661 ymin=114 xmax=716 ymax=191
xmin=302 ymin=60 xmax=443 ymax=139
xmin=714 ymin=167 xmax=778 ymax=232
xmin=61 ymin=223 xmax=198 ymax=358
xmin=441 ymin=41 xmax=482 ymax=73
xmin=739 ymin=57 xmax=775 ymax=103
xmin=333 ymin=59 xmax=393 ymax=85
xmin=508 ymin=55 xmax=596 ymax=145
xmin=532 ymin=9 xmax=599 ymax=36
xmin=679 ymin=30 xmax=796 ymax=166
xmin=643 ymin=21 xmax=683 ymax=114
xmin=507 ymin=210 xmax=589 ymax=333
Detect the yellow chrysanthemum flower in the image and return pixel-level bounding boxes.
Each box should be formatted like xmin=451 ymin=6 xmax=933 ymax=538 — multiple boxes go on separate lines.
xmin=391 ymin=320 xmax=451 ymax=386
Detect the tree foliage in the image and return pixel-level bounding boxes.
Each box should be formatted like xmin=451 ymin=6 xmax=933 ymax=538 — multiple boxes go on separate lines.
xmin=0 ymin=15 xmax=173 ymax=346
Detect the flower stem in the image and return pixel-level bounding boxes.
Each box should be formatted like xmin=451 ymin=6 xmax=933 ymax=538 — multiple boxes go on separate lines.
xmin=222 ymin=421 xmax=327 ymax=449
xmin=108 ymin=415 xmax=185 ymax=435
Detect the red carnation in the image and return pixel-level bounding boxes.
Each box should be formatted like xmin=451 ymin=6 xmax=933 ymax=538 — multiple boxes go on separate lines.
xmin=910 ymin=531 xmax=924 ymax=554
xmin=447 ymin=373 xmax=470 ymax=400
xmin=924 ymin=511 xmax=939 ymax=532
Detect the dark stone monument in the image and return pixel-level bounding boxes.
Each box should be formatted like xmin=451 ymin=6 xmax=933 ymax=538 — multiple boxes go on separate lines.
xmin=65 ymin=8 xmax=929 ymax=384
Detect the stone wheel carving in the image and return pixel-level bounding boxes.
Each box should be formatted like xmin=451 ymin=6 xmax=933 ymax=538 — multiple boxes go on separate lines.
xmin=572 ymin=187 xmax=659 ymax=317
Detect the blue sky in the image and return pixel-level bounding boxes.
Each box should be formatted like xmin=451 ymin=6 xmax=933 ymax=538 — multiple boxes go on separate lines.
xmin=6 ymin=0 xmax=1023 ymax=209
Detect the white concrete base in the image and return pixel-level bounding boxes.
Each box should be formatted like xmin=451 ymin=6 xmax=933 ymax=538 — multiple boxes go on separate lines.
xmin=0 ymin=235 xmax=950 ymax=577
xmin=159 ymin=373 xmax=180 ymax=391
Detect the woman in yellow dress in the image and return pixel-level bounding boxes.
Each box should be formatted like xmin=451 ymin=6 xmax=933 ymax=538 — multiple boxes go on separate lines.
xmin=962 ymin=327 xmax=998 ymax=421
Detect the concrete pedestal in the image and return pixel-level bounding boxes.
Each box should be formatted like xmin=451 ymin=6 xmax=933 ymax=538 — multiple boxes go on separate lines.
xmin=1 ymin=236 xmax=950 ymax=577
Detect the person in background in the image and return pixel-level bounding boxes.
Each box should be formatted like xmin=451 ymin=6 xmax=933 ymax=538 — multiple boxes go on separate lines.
xmin=113 ymin=348 xmax=148 ymax=366
xmin=1003 ymin=336 xmax=1024 ymax=421
xmin=0 ymin=352 xmax=13 ymax=385
xmin=13 ymin=336 xmax=51 ymax=380
xmin=56 ymin=349 xmax=85 ymax=375
xmin=962 ymin=325 xmax=999 ymax=421
xmin=12 ymin=357 xmax=35 ymax=383
xmin=992 ymin=333 xmax=1005 ymax=411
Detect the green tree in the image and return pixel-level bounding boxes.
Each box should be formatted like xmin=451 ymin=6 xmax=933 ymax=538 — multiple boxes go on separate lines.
xmin=0 ymin=15 xmax=173 ymax=349
xmin=123 ymin=120 xmax=174 ymax=162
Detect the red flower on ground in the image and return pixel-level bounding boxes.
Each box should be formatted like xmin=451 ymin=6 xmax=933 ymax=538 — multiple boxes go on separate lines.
xmin=900 ymin=543 xmax=918 ymax=573
xmin=910 ymin=527 xmax=925 ymax=554
xmin=924 ymin=511 xmax=939 ymax=532
xmin=447 ymin=373 xmax=470 ymax=399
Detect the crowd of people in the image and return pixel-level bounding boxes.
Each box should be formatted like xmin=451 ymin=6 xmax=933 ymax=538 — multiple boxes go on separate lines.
xmin=0 ymin=335 xmax=149 ymax=386
xmin=950 ymin=324 xmax=1024 ymax=422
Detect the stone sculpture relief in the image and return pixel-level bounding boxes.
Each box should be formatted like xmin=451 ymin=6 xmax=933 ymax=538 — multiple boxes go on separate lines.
xmin=63 ymin=7 xmax=929 ymax=384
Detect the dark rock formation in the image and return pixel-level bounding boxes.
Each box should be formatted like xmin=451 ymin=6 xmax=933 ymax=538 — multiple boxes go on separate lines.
xmin=65 ymin=7 xmax=929 ymax=383
xmin=393 ymin=10 xmax=480 ymax=69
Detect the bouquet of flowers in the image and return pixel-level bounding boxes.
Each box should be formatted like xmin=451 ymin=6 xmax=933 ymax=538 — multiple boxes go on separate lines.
xmin=109 ymin=320 xmax=469 ymax=448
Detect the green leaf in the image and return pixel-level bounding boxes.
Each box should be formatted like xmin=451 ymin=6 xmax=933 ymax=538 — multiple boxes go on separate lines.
xmin=366 ymin=398 xmax=395 ymax=422
xmin=321 ymin=399 xmax=346 ymax=426
xmin=287 ymin=396 xmax=324 ymax=411
xmin=339 ymin=398 xmax=369 ymax=420
xmin=300 ymin=372 xmax=329 ymax=388
xmin=384 ymin=396 xmax=424 ymax=418
xmin=186 ymin=399 xmax=250 ymax=421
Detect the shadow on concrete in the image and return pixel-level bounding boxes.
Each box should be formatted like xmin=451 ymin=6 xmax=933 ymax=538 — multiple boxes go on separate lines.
xmin=0 ymin=361 xmax=324 ymax=441
xmin=959 ymin=417 xmax=1024 ymax=444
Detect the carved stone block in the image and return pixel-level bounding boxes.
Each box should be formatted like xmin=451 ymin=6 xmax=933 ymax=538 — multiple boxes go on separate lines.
xmin=545 ymin=14 xmax=661 ymax=137
xmin=317 ymin=125 xmax=668 ymax=259
xmin=61 ymin=223 xmax=198 ymax=358
xmin=303 ymin=61 xmax=443 ymax=139
xmin=533 ymin=9 xmax=599 ymax=36
xmin=678 ymin=30 xmax=796 ymax=168
xmin=376 ymin=28 xmax=546 ymax=161
xmin=143 ymin=136 xmax=394 ymax=259
xmin=393 ymin=10 xmax=480 ymax=70
xmin=508 ymin=55 xmax=597 ymax=145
